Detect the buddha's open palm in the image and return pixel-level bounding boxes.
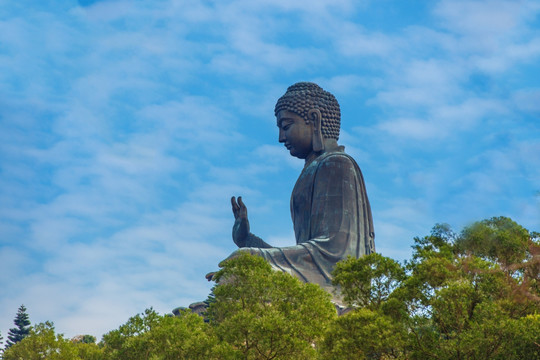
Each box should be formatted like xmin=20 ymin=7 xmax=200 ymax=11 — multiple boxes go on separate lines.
xmin=231 ymin=196 xmax=250 ymax=247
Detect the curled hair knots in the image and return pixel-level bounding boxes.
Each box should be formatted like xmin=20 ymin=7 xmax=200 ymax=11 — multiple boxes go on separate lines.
xmin=274 ymin=82 xmax=341 ymax=140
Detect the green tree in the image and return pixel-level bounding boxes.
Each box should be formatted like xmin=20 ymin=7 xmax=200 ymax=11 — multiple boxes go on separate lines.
xmin=458 ymin=217 xmax=540 ymax=305
xmin=6 ymin=304 xmax=31 ymax=347
xmin=402 ymin=220 xmax=540 ymax=360
xmin=74 ymin=342 xmax=103 ymax=360
xmin=3 ymin=321 xmax=82 ymax=360
xmin=323 ymin=253 xmax=408 ymax=359
xmin=325 ymin=218 xmax=539 ymax=360
xmin=320 ymin=308 xmax=408 ymax=359
xmin=70 ymin=334 xmax=103 ymax=360
xmin=71 ymin=334 xmax=96 ymax=344
xmin=332 ymin=253 xmax=406 ymax=311
xmin=101 ymin=308 xmax=227 ymax=360
xmin=2 ymin=217 xmax=536 ymax=360
xmin=207 ymin=253 xmax=336 ymax=360
xmin=458 ymin=216 xmax=531 ymax=268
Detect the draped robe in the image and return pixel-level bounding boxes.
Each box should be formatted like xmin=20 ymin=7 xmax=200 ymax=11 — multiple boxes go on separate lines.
xmin=242 ymin=146 xmax=375 ymax=293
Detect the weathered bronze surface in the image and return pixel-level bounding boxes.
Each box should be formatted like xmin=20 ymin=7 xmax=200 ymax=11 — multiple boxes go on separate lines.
xmin=223 ymin=82 xmax=375 ymax=295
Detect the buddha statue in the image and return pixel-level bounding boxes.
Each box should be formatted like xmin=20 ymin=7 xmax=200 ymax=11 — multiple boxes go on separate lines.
xmin=218 ymin=82 xmax=375 ymax=296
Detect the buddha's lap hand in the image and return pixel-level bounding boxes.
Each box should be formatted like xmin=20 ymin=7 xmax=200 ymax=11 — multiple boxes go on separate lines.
xmin=231 ymin=196 xmax=250 ymax=247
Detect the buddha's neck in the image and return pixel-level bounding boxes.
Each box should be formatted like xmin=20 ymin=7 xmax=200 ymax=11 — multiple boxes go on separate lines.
xmin=304 ymin=139 xmax=341 ymax=166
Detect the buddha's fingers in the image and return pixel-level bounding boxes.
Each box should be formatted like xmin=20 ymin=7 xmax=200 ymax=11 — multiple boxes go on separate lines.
xmin=231 ymin=196 xmax=239 ymax=218
xmin=237 ymin=196 xmax=248 ymax=217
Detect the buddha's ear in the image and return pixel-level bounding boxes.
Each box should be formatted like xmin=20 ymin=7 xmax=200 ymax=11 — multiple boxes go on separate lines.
xmin=308 ymin=108 xmax=324 ymax=152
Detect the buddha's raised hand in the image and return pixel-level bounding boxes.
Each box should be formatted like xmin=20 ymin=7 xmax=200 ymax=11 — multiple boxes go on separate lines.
xmin=231 ymin=196 xmax=250 ymax=247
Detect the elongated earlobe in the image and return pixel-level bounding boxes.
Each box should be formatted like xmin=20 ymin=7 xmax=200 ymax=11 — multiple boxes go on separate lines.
xmin=308 ymin=108 xmax=324 ymax=152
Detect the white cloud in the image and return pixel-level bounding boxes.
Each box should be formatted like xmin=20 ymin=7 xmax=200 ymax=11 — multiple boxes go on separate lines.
xmin=322 ymin=74 xmax=378 ymax=95
xmin=512 ymin=88 xmax=540 ymax=113
xmin=336 ymin=26 xmax=394 ymax=57
xmin=266 ymin=231 xmax=297 ymax=248
xmin=76 ymin=0 xmax=144 ymax=21
xmin=255 ymin=0 xmax=355 ymax=13
xmin=378 ymin=118 xmax=443 ymax=140
xmin=434 ymin=0 xmax=538 ymax=38
xmin=372 ymin=220 xmax=417 ymax=262
xmin=1 ymin=0 xmax=539 ymax=341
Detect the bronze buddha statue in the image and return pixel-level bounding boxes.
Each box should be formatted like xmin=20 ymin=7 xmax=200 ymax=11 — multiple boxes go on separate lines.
xmin=221 ymin=82 xmax=375 ymax=295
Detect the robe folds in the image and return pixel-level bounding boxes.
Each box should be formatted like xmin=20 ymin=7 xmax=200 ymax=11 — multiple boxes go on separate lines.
xmin=244 ymin=147 xmax=375 ymax=293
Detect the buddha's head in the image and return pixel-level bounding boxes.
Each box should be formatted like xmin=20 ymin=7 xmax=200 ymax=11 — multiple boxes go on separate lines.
xmin=275 ymin=82 xmax=340 ymax=159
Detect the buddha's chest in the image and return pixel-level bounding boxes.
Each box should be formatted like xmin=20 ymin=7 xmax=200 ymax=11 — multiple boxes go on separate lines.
xmin=291 ymin=162 xmax=318 ymax=242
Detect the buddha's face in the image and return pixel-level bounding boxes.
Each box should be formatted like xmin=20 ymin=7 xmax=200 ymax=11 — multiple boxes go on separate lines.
xmin=276 ymin=110 xmax=313 ymax=159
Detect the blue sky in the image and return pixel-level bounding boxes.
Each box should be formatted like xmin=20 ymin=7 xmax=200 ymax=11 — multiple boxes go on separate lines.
xmin=1 ymin=0 xmax=539 ymax=340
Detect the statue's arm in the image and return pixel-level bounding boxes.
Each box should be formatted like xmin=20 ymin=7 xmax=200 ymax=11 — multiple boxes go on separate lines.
xmin=244 ymin=233 xmax=272 ymax=248
xmin=231 ymin=196 xmax=273 ymax=248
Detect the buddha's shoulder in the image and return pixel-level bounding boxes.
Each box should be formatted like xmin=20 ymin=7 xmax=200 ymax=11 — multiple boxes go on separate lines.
xmin=317 ymin=150 xmax=357 ymax=167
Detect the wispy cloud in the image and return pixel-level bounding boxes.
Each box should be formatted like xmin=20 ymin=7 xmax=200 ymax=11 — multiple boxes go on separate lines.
xmin=1 ymin=0 xmax=539 ymax=340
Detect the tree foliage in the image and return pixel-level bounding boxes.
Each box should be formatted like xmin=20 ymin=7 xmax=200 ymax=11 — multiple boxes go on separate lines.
xmin=101 ymin=308 xmax=227 ymax=360
xmin=457 ymin=216 xmax=531 ymax=267
xmin=325 ymin=217 xmax=540 ymax=360
xmin=207 ymin=252 xmax=337 ymax=360
xmin=333 ymin=253 xmax=406 ymax=311
xmin=3 ymin=217 xmax=538 ymax=359
xmin=2 ymin=321 xmax=95 ymax=360
xmin=72 ymin=334 xmax=97 ymax=344
xmin=6 ymin=304 xmax=31 ymax=348
xmin=320 ymin=308 xmax=408 ymax=359
xmin=326 ymin=254 xmax=408 ymax=359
